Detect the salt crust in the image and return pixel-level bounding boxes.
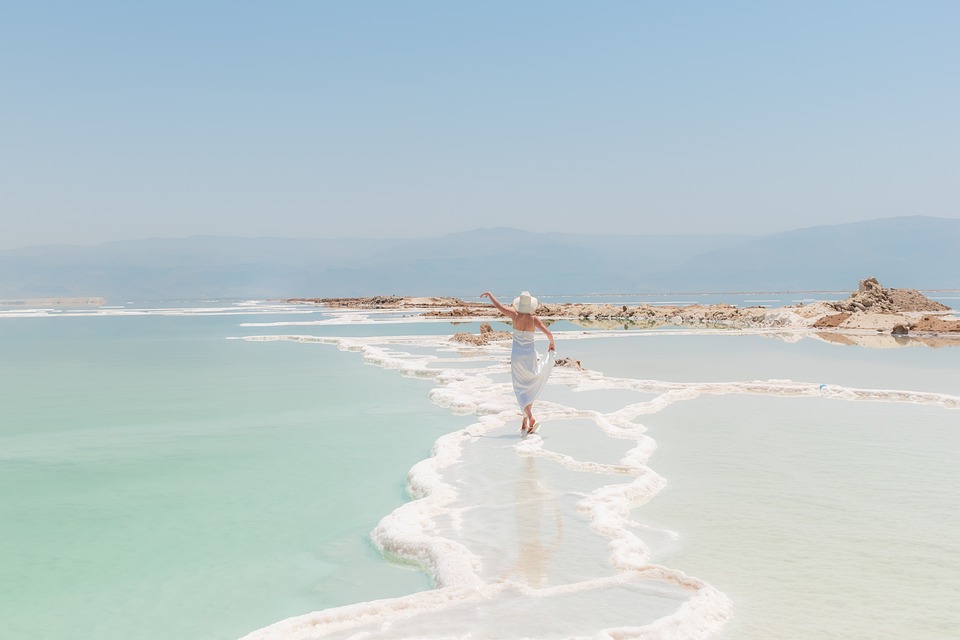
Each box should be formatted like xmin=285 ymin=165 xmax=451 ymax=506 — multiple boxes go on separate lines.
xmin=240 ymin=331 xmax=958 ymax=640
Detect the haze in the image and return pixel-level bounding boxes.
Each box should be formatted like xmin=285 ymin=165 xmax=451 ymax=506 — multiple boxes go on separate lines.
xmin=2 ymin=2 xmax=958 ymax=250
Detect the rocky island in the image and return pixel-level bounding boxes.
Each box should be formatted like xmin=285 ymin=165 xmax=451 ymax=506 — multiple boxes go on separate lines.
xmin=287 ymin=278 xmax=960 ymax=347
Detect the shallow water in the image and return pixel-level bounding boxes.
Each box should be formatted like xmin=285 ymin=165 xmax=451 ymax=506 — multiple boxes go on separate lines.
xmin=3 ymin=302 xmax=958 ymax=639
xmin=641 ymin=394 xmax=960 ymax=639
xmin=0 ymin=309 xmax=469 ymax=639
xmin=242 ymin=321 xmax=958 ymax=639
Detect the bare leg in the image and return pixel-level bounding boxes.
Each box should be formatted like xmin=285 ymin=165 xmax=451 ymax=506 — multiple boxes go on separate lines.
xmin=524 ymin=404 xmax=538 ymax=434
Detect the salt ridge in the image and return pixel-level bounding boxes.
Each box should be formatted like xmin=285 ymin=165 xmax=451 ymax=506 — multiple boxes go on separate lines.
xmin=239 ymin=330 xmax=958 ymax=640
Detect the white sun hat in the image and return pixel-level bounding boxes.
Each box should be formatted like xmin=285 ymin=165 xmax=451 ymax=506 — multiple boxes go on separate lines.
xmin=513 ymin=291 xmax=538 ymax=314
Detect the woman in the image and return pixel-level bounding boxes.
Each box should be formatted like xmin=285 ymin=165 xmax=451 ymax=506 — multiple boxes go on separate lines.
xmin=480 ymin=290 xmax=556 ymax=434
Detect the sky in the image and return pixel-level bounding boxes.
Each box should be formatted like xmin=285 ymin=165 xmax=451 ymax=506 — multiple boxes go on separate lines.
xmin=2 ymin=1 xmax=958 ymax=250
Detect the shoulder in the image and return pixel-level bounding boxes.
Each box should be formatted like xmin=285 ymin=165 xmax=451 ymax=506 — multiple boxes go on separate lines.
xmin=514 ymin=312 xmax=534 ymax=328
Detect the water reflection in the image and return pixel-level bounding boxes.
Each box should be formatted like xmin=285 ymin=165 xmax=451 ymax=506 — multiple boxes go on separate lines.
xmin=501 ymin=457 xmax=564 ymax=587
xmin=813 ymin=332 xmax=960 ymax=349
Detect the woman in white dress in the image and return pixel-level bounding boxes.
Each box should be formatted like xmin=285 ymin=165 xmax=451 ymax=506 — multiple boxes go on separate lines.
xmin=480 ymin=290 xmax=556 ymax=434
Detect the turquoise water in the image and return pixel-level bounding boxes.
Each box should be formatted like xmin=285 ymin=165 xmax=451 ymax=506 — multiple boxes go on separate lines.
xmin=3 ymin=303 xmax=958 ymax=639
xmin=237 ymin=321 xmax=957 ymax=639
xmin=0 ymin=310 xmax=470 ymax=639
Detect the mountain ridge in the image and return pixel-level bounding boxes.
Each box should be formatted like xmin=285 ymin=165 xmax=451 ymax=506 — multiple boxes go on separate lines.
xmin=1 ymin=216 xmax=956 ymax=301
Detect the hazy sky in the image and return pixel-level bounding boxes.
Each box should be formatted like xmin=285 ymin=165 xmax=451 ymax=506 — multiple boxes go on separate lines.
xmin=2 ymin=1 xmax=958 ymax=250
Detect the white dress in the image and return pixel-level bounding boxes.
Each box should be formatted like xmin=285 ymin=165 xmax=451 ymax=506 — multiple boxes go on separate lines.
xmin=511 ymin=330 xmax=555 ymax=410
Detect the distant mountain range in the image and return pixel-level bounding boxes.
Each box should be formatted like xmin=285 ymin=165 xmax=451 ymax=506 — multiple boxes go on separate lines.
xmin=1 ymin=216 xmax=958 ymax=301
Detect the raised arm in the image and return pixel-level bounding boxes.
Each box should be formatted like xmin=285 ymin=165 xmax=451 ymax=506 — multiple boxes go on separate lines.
xmin=534 ymin=316 xmax=556 ymax=351
xmin=480 ymin=291 xmax=518 ymax=320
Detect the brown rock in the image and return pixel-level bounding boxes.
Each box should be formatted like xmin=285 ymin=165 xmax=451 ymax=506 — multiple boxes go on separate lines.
xmin=451 ymin=332 xmax=484 ymax=345
xmin=450 ymin=327 xmax=512 ymax=345
xmin=910 ymin=316 xmax=960 ymax=334
xmin=813 ymin=312 xmax=852 ymax=328
xmin=555 ymin=357 xmax=584 ymax=370
xmin=886 ymin=288 xmax=951 ymax=313
xmin=832 ymin=277 xmax=949 ymax=314
xmin=290 ymin=286 xmax=955 ymax=343
xmin=859 ymin=276 xmax=881 ymax=293
xmin=291 ymin=296 xmax=475 ymax=309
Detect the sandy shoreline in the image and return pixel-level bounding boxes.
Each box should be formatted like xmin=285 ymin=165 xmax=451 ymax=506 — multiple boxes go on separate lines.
xmin=287 ymin=278 xmax=960 ymax=345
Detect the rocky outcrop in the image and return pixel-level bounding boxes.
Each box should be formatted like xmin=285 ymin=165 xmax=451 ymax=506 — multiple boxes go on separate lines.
xmin=829 ymin=277 xmax=950 ymax=314
xmin=813 ymin=312 xmax=852 ymax=328
xmin=555 ymin=357 xmax=584 ymax=370
xmin=537 ymin=302 xmax=791 ymax=330
xmin=431 ymin=306 xmax=499 ymax=318
xmin=291 ymin=296 xmax=470 ymax=309
xmin=294 ymin=278 xmax=959 ymax=339
xmin=450 ymin=322 xmax=511 ymax=346
xmin=803 ymin=278 xmax=956 ymax=336
xmin=907 ymin=315 xmax=960 ymax=334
